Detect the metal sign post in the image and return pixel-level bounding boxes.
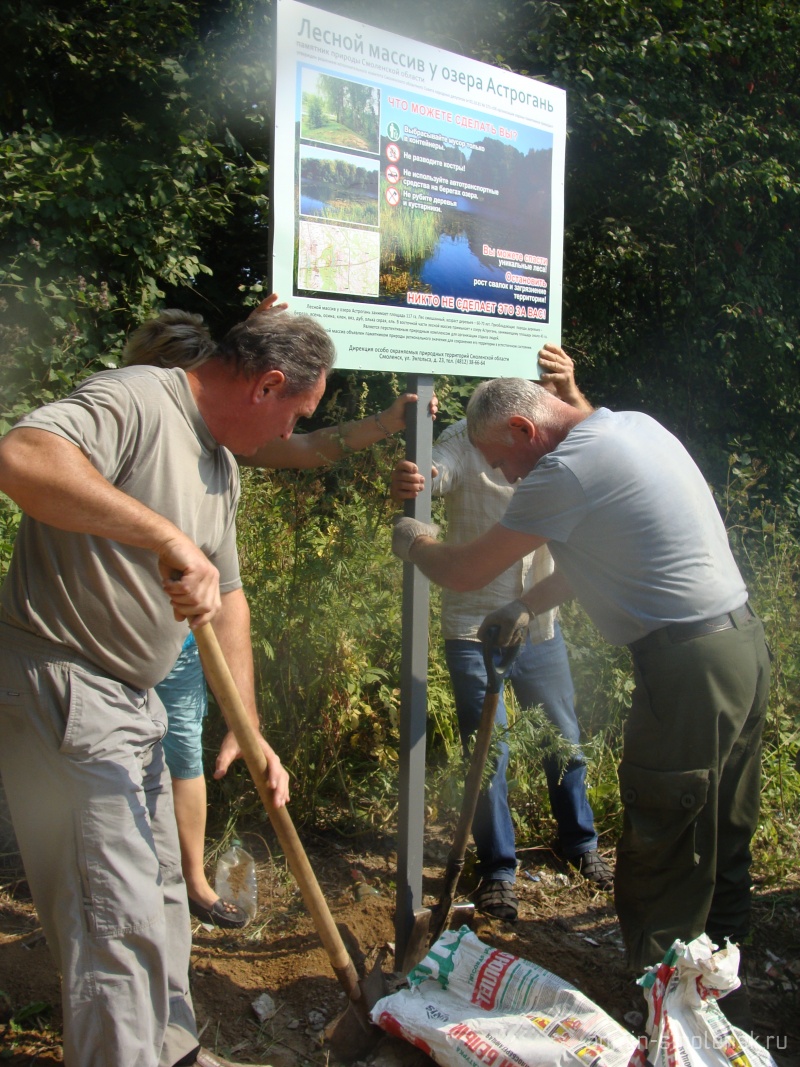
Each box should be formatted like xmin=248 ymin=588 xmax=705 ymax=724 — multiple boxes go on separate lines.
xmin=395 ymin=373 xmax=434 ymax=967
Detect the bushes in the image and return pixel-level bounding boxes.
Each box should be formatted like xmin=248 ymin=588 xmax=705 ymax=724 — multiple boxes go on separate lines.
xmin=205 ymin=376 xmax=412 ymax=830
xmin=718 ymin=450 xmax=800 ymax=880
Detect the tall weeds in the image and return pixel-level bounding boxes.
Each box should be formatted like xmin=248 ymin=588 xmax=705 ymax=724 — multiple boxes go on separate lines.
xmin=3 ymin=368 xmax=784 ymax=870
xmin=205 ymin=411 xmax=799 ymax=885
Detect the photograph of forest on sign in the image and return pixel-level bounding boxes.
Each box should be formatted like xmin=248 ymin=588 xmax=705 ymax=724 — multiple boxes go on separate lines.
xmin=300 ymin=69 xmax=380 ymax=152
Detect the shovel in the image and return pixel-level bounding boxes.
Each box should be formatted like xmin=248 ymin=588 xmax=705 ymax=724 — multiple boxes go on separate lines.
xmin=193 ymin=622 xmax=386 ymax=1060
xmin=401 ymin=626 xmax=520 ymax=973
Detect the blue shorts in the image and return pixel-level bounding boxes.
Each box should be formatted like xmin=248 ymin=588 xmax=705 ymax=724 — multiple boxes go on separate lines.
xmin=155 ymin=633 xmax=208 ymax=780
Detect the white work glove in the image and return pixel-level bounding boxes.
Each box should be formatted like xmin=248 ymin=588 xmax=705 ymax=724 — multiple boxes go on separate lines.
xmin=477 ymin=599 xmax=531 ymax=647
xmin=392 ymin=515 xmax=440 ymax=562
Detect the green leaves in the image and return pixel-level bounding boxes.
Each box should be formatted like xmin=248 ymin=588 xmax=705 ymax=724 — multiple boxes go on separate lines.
xmin=479 ymin=0 xmax=800 ymax=483
xmin=0 ymin=0 xmax=278 ymax=421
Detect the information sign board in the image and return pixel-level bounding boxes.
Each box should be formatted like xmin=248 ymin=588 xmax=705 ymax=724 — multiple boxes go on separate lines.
xmin=274 ymin=1 xmax=566 ymax=378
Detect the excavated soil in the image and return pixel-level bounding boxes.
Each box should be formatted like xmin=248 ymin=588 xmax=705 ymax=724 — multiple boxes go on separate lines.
xmin=1 ymin=828 xmax=798 ymax=1065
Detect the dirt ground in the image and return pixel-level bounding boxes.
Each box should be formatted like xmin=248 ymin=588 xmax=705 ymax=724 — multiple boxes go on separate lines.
xmin=1 ymin=827 xmax=798 ymax=1066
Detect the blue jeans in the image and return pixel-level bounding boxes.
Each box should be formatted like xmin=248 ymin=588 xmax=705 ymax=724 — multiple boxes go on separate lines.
xmin=445 ymin=624 xmax=597 ymax=882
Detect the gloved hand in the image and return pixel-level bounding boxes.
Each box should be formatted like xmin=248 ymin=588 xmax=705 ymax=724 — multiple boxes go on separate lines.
xmin=477 ymin=599 xmax=531 ymax=647
xmin=392 ymin=515 xmax=440 ymax=561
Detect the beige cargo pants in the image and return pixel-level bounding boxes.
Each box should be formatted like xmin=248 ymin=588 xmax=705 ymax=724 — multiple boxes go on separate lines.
xmin=0 ymin=623 xmax=198 ymax=1067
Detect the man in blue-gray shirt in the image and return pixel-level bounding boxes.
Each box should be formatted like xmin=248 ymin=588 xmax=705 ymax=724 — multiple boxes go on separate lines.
xmin=392 ymin=371 xmax=769 ymax=1030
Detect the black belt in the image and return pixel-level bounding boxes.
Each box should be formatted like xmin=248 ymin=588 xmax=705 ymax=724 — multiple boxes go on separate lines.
xmin=629 ymin=603 xmax=754 ymax=655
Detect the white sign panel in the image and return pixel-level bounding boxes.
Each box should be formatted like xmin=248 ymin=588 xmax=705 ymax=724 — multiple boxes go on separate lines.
xmin=273 ymin=1 xmax=566 ymax=378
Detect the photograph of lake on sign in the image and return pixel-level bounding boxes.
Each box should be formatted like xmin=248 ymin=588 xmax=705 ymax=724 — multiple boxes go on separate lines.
xmin=378 ymin=95 xmax=554 ymax=319
xmin=299 ymin=145 xmax=380 ymax=227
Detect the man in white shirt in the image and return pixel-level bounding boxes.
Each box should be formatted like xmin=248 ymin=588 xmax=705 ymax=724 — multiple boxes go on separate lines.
xmin=391 ymin=347 xmax=611 ymax=923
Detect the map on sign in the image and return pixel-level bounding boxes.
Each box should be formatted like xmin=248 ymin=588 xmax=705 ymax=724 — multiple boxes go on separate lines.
xmin=297 ymin=220 xmax=380 ymax=296
xmin=273 ymin=1 xmax=566 ymax=377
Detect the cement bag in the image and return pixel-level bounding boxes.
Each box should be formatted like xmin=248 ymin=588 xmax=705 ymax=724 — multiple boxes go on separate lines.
xmin=371 ymin=926 xmax=638 ymax=1067
xmin=629 ymin=935 xmax=776 ymax=1067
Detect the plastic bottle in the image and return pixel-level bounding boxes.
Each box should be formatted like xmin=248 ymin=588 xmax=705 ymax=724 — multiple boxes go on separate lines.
xmin=214 ymin=840 xmax=258 ymax=923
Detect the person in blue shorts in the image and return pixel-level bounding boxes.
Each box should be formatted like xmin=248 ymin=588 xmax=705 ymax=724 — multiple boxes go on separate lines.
xmin=131 ymin=295 xmax=436 ymax=927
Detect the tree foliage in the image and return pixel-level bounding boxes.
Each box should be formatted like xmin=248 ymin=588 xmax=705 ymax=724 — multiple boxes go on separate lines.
xmin=0 ymin=0 xmax=277 ymax=426
xmin=315 ymin=74 xmax=379 ymax=136
xmin=301 ymin=157 xmax=375 ymax=191
xmin=478 ymin=0 xmax=800 ymax=491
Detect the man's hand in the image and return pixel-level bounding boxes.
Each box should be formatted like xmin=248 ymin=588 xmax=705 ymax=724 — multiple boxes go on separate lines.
xmin=158 ymin=535 xmax=221 ymax=625
xmin=248 ymin=292 xmax=289 ymax=317
xmin=477 ymin=598 xmax=531 ymax=647
xmin=390 ymin=460 xmax=439 ymax=502
xmin=214 ymin=731 xmax=291 ymax=808
xmin=379 ymin=392 xmax=439 ymax=434
xmin=392 ymin=515 xmax=440 ymax=561
xmin=538 ymin=343 xmax=593 ymax=412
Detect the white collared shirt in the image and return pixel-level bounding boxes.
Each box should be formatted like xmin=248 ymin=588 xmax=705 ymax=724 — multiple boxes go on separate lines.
xmin=432 ymin=420 xmax=556 ymax=643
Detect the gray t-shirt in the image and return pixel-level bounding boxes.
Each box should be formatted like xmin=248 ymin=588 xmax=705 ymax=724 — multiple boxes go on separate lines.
xmin=501 ymin=408 xmax=747 ymax=645
xmin=1 ymin=366 xmax=241 ymax=688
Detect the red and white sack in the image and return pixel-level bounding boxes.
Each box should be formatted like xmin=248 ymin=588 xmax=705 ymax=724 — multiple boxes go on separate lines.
xmin=371 ymin=926 xmax=638 ymax=1067
xmin=629 ymin=934 xmax=777 ymax=1067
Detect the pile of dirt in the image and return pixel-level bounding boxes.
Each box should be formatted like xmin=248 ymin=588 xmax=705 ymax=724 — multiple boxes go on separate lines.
xmin=1 ymin=829 xmax=799 ymax=1065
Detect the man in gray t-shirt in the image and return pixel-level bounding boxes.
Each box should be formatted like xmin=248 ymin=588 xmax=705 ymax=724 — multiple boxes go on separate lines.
xmin=392 ymin=373 xmax=770 ymax=1028
xmin=0 ymin=309 xmax=335 ymax=1067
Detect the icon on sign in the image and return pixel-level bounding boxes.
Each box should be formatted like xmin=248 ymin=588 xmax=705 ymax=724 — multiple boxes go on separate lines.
xmin=385 ymin=164 xmax=400 ymax=184
xmin=385 ymin=187 xmax=400 ymax=206
xmin=387 ymin=122 xmax=401 ymax=141
xmin=386 ymin=143 xmax=401 ymax=163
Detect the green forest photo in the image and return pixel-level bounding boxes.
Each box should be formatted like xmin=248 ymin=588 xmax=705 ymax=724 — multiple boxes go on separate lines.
xmin=301 ymin=69 xmax=379 ymax=152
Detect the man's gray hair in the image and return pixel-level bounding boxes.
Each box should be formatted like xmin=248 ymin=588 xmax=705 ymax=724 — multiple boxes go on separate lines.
xmin=123 ymin=310 xmax=216 ymax=370
xmin=123 ymin=308 xmax=337 ymax=394
xmin=467 ymin=377 xmax=557 ymax=443
xmin=216 ymin=311 xmax=336 ymax=394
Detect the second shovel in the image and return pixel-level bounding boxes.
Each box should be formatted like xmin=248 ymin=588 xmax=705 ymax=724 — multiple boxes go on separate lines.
xmin=401 ymin=625 xmax=520 ymax=972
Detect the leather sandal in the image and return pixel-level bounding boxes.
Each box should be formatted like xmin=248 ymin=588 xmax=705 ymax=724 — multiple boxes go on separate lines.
xmin=188 ymin=896 xmax=247 ymax=929
xmin=568 ymin=850 xmax=614 ymax=890
xmin=472 ymin=878 xmax=519 ymax=922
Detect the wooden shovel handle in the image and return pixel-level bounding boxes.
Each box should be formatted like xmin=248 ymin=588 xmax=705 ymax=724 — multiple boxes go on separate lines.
xmin=193 ymin=622 xmax=362 ymax=1003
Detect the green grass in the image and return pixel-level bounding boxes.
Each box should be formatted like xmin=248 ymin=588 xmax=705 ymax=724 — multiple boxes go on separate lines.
xmin=301 ymin=121 xmax=373 ymax=152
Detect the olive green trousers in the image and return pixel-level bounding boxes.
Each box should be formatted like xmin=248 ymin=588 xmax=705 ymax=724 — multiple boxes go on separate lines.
xmin=616 ymin=611 xmax=770 ymax=972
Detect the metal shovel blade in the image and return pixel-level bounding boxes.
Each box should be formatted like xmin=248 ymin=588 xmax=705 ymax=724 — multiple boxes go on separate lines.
xmin=326 ymin=948 xmax=391 ymax=1061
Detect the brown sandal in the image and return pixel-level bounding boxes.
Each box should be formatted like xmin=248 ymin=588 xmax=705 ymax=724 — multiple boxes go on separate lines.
xmin=188 ymin=896 xmax=248 ymax=929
